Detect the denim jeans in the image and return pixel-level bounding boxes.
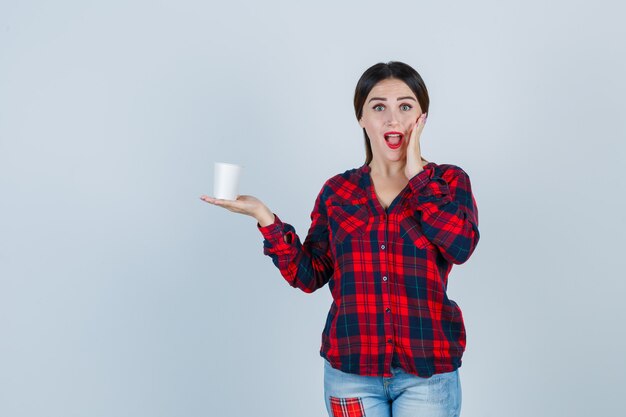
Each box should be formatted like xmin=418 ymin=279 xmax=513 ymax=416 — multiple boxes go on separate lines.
xmin=323 ymin=359 xmax=462 ymax=417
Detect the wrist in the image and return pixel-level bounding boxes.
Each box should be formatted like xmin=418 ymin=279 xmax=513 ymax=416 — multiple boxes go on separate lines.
xmin=406 ymin=166 xmax=424 ymax=180
xmin=255 ymin=207 xmax=275 ymax=227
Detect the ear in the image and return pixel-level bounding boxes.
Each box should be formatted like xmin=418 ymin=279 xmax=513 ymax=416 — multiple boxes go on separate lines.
xmin=358 ymin=117 xmax=365 ymax=129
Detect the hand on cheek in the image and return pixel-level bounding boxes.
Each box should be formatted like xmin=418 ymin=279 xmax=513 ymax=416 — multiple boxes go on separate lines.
xmin=404 ymin=113 xmax=427 ymax=180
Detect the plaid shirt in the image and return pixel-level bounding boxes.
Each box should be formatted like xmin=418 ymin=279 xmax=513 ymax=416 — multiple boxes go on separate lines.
xmin=257 ymin=162 xmax=480 ymax=377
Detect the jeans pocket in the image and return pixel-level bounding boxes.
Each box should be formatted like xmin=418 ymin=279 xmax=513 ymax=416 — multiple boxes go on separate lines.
xmin=427 ymin=370 xmax=458 ymax=405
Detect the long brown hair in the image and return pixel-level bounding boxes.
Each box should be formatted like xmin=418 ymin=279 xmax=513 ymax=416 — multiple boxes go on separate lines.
xmin=353 ymin=61 xmax=430 ymax=165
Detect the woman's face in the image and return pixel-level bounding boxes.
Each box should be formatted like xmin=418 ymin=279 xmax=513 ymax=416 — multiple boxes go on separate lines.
xmin=359 ymin=78 xmax=423 ymax=164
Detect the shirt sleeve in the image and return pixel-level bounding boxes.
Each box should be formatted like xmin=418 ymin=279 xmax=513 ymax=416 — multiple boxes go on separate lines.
xmin=406 ymin=164 xmax=480 ymax=264
xmin=256 ymin=184 xmax=334 ymax=293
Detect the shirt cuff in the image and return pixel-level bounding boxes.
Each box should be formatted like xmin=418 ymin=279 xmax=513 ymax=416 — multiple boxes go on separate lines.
xmin=407 ymin=164 xmax=434 ymax=194
xmin=257 ymin=213 xmax=286 ymax=244
xmin=407 ymin=165 xmax=452 ymax=214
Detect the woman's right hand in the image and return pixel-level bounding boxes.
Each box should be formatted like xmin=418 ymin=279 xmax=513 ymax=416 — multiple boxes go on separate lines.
xmin=199 ymin=194 xmax=275 ymax=226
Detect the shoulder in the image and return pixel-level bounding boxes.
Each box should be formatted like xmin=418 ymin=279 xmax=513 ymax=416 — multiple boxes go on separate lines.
xmin=326 ymin=166 xmax=363 ymax=186
xmin=319 ymin=166 xmax=367 ymax=203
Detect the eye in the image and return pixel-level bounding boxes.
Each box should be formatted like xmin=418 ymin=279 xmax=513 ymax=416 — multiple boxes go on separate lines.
xmin=373 ymin=104 xmax=385 ymax=111
xmin=400 ymin=104 xmax=412 ymax=111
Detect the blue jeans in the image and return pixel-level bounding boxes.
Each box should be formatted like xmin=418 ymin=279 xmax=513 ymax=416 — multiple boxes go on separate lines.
xmin=323 ymin=359 xmax=462 ymax=417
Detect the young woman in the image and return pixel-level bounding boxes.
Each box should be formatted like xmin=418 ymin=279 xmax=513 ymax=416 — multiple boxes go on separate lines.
xmin=201 ymin=61 xmax=480 ymax=417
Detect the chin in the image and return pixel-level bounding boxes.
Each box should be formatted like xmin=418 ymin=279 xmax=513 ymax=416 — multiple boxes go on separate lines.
xmin=389 ymin=148 xmax=407 ymax=157
xmin=383 ymin=153 xmax=405 ymax=162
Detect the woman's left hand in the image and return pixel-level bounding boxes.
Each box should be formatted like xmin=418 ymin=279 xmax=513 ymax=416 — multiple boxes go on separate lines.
xmin=404 ymin=112 xmax=427 ymax=180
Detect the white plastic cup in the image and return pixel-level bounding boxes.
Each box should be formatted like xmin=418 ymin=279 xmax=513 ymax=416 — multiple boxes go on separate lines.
xmin=213 ymin=162 xmax=242 ymax=200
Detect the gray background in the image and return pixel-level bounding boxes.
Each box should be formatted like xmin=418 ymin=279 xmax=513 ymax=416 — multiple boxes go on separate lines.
xmin=1 ymin=1 xmax=625 ymax=416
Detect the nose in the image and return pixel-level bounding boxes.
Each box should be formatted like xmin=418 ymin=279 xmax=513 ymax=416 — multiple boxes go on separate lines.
xmin=385 ymin=112 xmax=398 ymax=126
xmin=385 ymin=109 xmax=401 ymax=126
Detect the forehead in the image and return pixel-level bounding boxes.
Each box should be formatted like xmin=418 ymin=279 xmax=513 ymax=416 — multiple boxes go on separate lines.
xmin=367 ymin=78 xmax=415 ymax=99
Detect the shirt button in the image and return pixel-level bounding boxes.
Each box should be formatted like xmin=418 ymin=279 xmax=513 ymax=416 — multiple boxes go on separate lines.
xmin=381 ymin=244 xmax=386 ymax=250
xmin=387 ymin=338 xmax=393 ymax=344
xmin=382 ymin=276 xmax=388 ymax=281
xmin=385 ymin=308 xmax=391 ymax=313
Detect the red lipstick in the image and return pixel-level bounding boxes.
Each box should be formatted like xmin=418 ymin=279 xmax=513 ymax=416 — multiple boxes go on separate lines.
xmin=384 ymin=131 xmax=404 ymax=150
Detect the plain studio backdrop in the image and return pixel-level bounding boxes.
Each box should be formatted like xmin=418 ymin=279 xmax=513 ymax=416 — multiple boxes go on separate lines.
xmin=1 ymin=1 xmax=625 ymax=416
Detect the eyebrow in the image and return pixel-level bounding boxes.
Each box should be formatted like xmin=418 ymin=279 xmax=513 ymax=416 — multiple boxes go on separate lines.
xmin=368 ymin=96 xmax=416 ymax=103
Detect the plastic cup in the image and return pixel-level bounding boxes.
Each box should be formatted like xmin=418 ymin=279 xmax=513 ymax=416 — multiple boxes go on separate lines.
xmin=213 ymin=162 xmax=242 ymax=200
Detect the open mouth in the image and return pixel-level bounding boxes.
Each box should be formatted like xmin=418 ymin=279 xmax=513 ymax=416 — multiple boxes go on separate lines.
xmin=384 ymin=132 xmax=404 ymax=150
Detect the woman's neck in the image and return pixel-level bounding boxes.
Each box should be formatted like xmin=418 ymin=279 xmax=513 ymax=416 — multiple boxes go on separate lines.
xmin=368 ymin=158 xmax=428 ymax=178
